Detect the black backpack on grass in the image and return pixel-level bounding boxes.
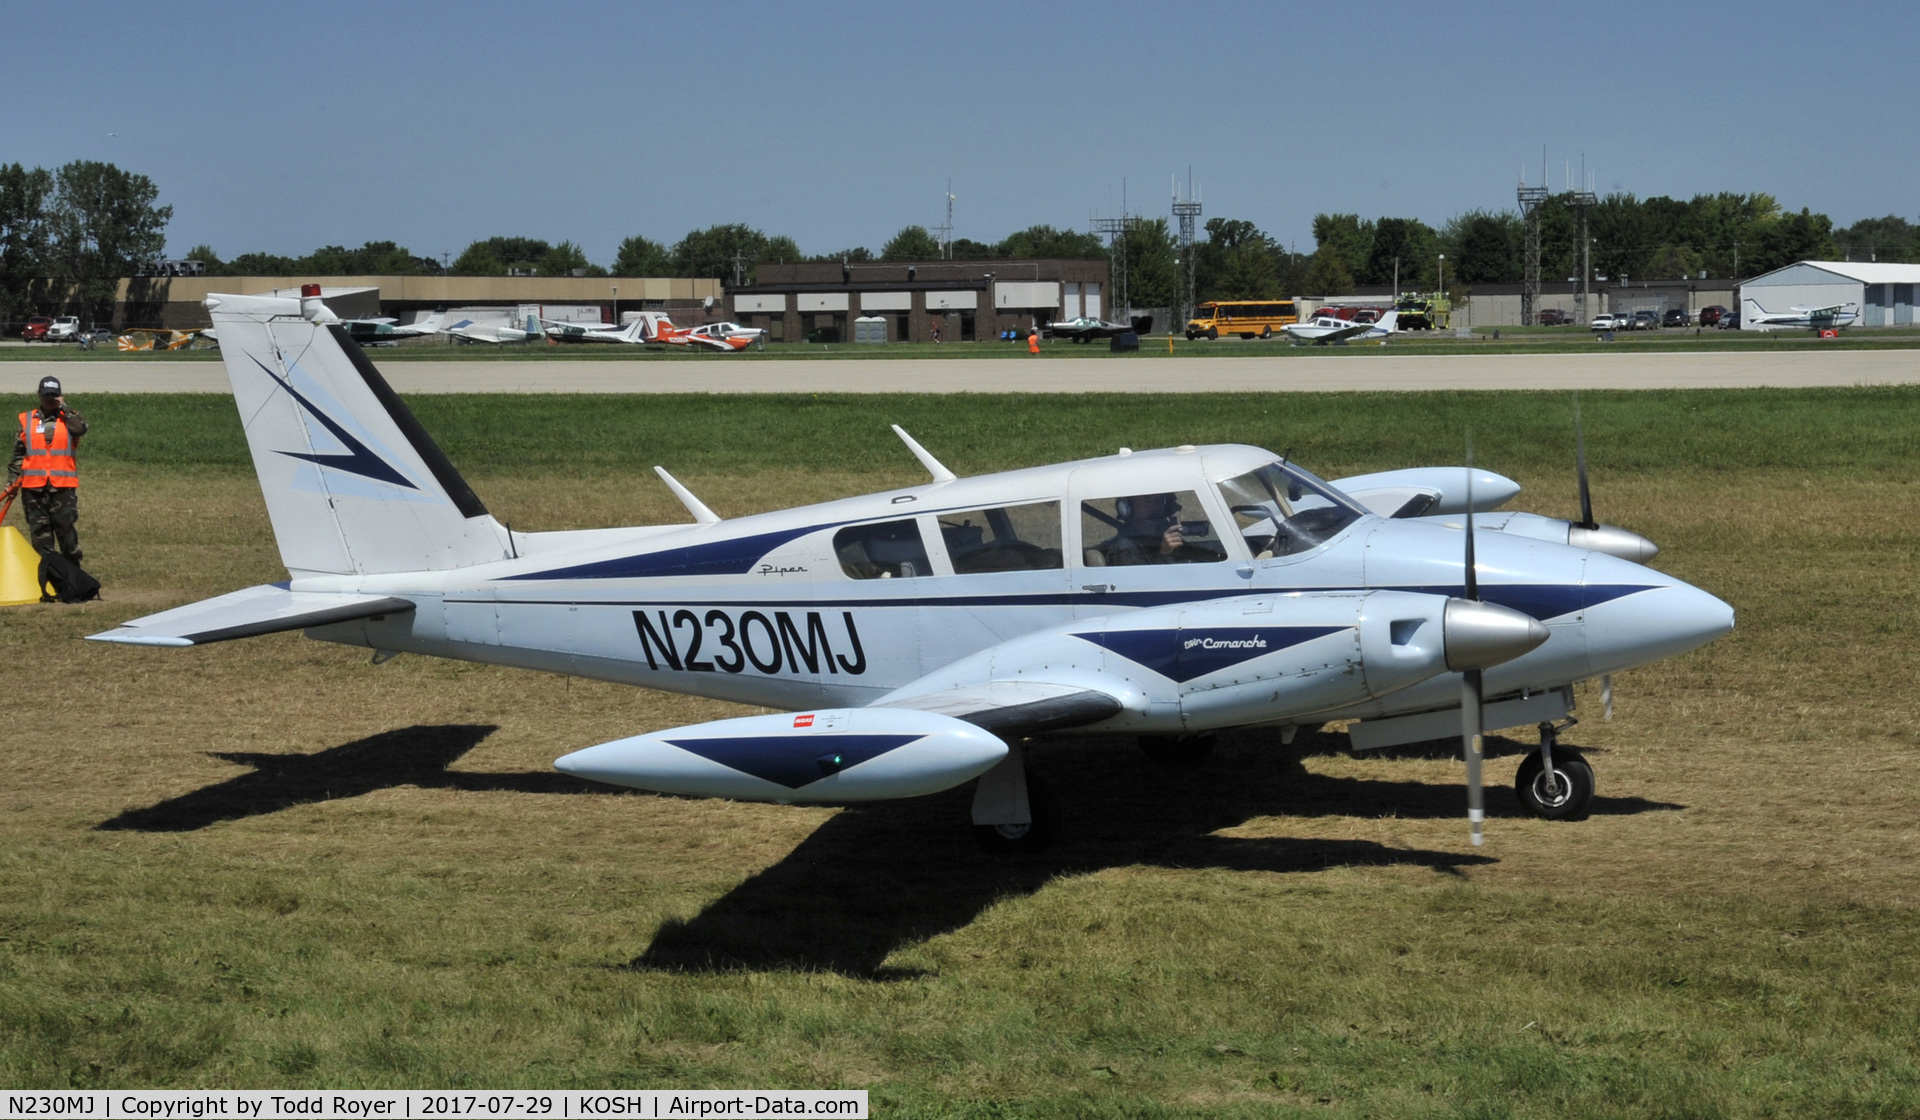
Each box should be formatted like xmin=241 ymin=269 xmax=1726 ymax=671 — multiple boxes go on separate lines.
xmin=38 ymin=552 xmax=100 ymax=603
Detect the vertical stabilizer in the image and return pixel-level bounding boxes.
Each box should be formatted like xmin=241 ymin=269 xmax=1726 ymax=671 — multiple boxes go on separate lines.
xmin=205 ymin=292 xmax=513 ymax=577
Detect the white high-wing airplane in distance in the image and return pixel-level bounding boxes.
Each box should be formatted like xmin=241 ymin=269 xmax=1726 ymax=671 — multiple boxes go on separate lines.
xmin=1283 ymin=310 xmax=1399 ymax=345
xmin=1740 ymin=298 xmax=1859 ymax=331
xmin=545 ymin=312 xmax=676 ymax=345
xmin=88 ymin=290 xmax=1733 ymax=850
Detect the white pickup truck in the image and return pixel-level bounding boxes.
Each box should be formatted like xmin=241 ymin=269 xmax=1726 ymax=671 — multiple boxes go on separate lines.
xmin=1590 ymin=313 xmax=1625 ymax=331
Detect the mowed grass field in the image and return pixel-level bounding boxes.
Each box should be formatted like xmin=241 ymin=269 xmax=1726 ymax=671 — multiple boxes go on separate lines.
xmin=2 ymin=388 xmax=1917 ymax=1115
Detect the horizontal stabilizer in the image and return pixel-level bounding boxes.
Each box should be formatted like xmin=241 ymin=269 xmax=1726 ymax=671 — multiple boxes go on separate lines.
xmin=85 ymin=584 xmax=414 ymax=647
xmin=876 ymin=680 xmax=1124 ymax=736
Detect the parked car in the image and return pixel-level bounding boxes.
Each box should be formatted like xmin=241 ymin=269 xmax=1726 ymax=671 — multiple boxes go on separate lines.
xmin=1538 ymin=309 xmax=1572 ymax=325
xmin=1719 ymin=310 xmax=1741 ymax=329
xmin=22 ymin=316 xmax=51 ymax=342
xmin=1699 ymin=305 xmax=1728 ymax=327
xmin=1631 ymin=310 xmax=1660 ymax=332
xmin=1590 ymin=313 xmax=1624 ymax=331
xmin=1662 ymin=308 xmax=1689 ymax=328
xmin=45 ymin=315 xmax=81 ymax=342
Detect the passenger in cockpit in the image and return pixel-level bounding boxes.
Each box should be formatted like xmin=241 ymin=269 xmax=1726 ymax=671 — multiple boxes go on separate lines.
xmin=1095 ymin=493 xmax=1203 ymax=566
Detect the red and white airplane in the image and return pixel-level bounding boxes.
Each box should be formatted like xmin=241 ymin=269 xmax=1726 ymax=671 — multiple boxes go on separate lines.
xmin=660 ymin=321 xmax=767 ymax=352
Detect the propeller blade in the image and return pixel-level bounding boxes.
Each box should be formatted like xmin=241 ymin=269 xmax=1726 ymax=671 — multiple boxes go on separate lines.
xmin=1574 ymin=395 xmax=1596 ymax=530
xmin=1463 ymin=435 xmax=1478 ymax=600
xmin=1464 ymin=668 xmax=1484 ymax=847
xmin=1462 ymin=430 xmax=1484 ymax=846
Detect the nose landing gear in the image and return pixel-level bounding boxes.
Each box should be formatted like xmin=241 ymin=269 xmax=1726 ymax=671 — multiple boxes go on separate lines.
xmin=1515 ymin=718 xmax=1593 ymax=820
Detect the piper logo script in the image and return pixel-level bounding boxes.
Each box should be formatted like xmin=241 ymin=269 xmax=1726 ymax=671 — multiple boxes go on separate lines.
xmin=793 ymin=714 xmax=815 ymax=728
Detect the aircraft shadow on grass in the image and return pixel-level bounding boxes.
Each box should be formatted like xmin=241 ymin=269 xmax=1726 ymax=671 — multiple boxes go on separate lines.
xmin=629 ymin=727 xmax=1684 ymax=978
xmin=93 ymin=722 xmax=1682 ymax=976
xmin=94 ymin=724 xmax=609 ymax=833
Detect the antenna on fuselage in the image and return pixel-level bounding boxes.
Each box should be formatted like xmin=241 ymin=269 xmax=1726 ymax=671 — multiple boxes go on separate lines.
xmin=890 ymin=424 xmax=957 ymax=484
xmin=653 ymin=466 xmax=721 ymax=525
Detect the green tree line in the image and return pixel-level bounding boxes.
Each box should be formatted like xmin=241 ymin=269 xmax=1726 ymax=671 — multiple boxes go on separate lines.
xmin=0 ymin=160 xmax=171 ymax=326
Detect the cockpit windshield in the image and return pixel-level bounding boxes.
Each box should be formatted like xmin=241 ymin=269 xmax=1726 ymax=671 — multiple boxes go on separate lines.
xmin=1217 ymin=460 xmax=1369 ymax=558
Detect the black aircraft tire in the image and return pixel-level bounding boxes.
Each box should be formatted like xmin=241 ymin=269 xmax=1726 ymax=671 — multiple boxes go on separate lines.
xmin=1139 ymin=732 xmax=1217 ymax=768
xmin=1515 ymin=749 xmax=1594 ymax=821
xmin=972 ymin=774 xmax=1060 ymax=855
xmin=1261 ymin=326 xmax=1272 ymax=339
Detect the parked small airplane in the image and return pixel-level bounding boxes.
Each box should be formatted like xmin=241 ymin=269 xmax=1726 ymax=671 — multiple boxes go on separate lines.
xmin=436 ymin=312 xmax=541 ymax=345
xmin=116 ymin=327 xmax=215 ymax=351
xmin=1047 ymin=315 xmax=1152 ymax=343
xmin=89 ymin=289 xmax=1733 ymax=851
xmin=343 ymin=316 xmax=443 ymax=346
xmin=1283 ymin=310 xmax=1399 ymax=345
xmin=678 ymin=322 xmax=766 ymax=352
xmin=1739 ymin=298 xmax=1859 ymax=332
xmin=545 ymin=312 xmax=676 ymax=345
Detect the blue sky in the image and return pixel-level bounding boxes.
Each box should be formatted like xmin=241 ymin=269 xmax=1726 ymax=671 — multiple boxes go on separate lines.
xmin=9 ymin=0 xmax=1914 ymax=264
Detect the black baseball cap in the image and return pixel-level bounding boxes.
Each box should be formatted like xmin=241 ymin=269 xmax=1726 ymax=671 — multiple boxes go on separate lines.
xmin=37 ymin=376 xmax=61 ymax=396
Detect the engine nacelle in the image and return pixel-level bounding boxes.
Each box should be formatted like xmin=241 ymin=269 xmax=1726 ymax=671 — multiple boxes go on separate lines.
xmin=554 ymin=707 xmax=1008 ymax=803
xmin=879 ymin=590 xmax=1545 ymax=734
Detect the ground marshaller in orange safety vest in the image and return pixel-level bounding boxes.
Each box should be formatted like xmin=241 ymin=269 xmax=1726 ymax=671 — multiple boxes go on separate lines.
xmin=1027 ymin=328 xmax=1040 ymax=354
xmin=7 ymin=375 xmax=87 ymax=565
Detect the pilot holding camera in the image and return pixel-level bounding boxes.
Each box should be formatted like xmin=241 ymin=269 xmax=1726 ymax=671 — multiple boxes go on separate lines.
xmin=7 ymin=376 xmax=89 ymax=566
xmin=1095 ymin=492 xmax=1209 ymax=566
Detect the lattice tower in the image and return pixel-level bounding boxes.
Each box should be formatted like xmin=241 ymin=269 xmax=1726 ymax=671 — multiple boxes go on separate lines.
xmin=1517 ymin=183 xmax=1549 ymax=326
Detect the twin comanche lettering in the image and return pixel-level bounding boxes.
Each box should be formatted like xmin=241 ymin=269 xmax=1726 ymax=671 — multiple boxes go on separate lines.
xmin=635 ymin=608 xmax=868 ymax=676
xmin=1185 ymin=634 xmax=1268 ymax=652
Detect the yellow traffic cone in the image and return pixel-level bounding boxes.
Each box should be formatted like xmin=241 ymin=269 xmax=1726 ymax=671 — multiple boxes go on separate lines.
xmin=0 ymin=526 xmax=43 ymax=606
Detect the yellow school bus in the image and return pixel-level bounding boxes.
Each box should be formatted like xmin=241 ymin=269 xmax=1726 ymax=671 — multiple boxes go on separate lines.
xmin=1185 ymin=300 xmax=1299 ymax=340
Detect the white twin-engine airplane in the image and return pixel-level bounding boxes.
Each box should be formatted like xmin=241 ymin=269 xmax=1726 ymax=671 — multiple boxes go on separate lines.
xmin=1740 ymin=298 xmax=1859 ymax=331
xmin=88 ymin=290 xmax=1734 ymax=851
xmin=1283 ymin=310 xmax=1399 ymax=346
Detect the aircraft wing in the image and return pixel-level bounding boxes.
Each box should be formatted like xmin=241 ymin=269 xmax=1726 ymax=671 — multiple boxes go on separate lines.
xmin=86 ymin=584 xmax=414 ymax=647
xmin=874 ymin=680 xmax=1126 ymax=736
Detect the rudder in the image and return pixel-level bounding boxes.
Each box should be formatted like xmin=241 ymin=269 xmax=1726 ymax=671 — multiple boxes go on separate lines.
xmin=206 ymin=292 xmax=513 ymax=577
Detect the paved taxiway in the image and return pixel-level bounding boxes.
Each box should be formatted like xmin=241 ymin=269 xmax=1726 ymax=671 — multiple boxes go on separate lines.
xmin=11 ymin=348 xmax=1919 ymax=394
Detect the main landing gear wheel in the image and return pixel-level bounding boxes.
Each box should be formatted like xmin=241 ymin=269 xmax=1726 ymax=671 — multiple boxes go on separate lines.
xmin=1138 ymin=732 xmax=1216 ymax=768
xmin=1515 ymin=749 xmax=1593 ymax=821
xmin=1261 ymin=326 xmax=1272 ymax=339
xmin=972 ymin=774 xmax=1059 ymax=854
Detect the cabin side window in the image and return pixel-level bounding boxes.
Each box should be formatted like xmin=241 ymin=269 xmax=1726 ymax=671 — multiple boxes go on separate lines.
xmin=1080 ymin=489 xmax=1229 ymax=566
xmin=937 ymin=501 xmax=1064 ymax=573
xmin=834 ymin=519 xmax=933 ymax=579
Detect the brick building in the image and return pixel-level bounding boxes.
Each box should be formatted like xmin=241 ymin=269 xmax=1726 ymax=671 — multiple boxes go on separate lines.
xmin=730 ymin=259 xmax=1110 ymax=343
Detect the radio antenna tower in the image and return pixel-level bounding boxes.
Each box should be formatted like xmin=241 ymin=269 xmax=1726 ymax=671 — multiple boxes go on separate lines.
xmin=1173 ymin=169 xmax=1203 ymax=329
xmin=935 ymin=181 xmax=955 ymax=260
xmin=1569 ymin=155 xmax=1597 ymax=327
xmin=1092 ymin=180 xmax=1142 ymax=317
xmin=1517 ymin=147 xmax=1548 ymax=327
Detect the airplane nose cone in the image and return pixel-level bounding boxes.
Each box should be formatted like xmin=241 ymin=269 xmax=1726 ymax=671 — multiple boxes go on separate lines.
xmin=1569 ymin=522 xmax=1660 ymax=563
xmin=1444 ymin=599 xmax=1551 ymax=672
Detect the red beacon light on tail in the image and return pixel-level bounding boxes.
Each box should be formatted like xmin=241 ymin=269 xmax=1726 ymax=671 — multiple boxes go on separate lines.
xmin=300 ymin=283 xmax=322 ymax=298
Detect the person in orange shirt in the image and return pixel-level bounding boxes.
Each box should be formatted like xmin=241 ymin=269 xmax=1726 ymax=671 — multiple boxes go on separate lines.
xmin=7 ymin=376 xmax=88 ymax=564
xmin=1027 ymin=327 xmax=1040 ymax=354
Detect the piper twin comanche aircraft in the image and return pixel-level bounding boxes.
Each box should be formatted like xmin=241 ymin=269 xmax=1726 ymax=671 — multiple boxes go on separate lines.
xmin=1283 ymin=310 xmax=1399 ymax=346
xmin=88 ymin=289 xmax=1735 ymax=851
xmin=1740 ymin=298 xmax=1859 ymax=332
